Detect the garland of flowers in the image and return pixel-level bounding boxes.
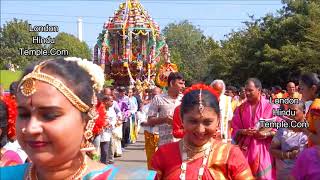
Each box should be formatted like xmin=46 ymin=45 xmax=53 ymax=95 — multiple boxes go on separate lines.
xmin=92 ymin=102 xmax=107 ymax=136
xmin=3 ymin=95 xmax=17 ymax=140
xmin=64 ymin=57 xmax=105 ymax=92
xmin=183 ymin=83 xmax=220 ymax=102
xmin=156 ymin=63 xmax=178 ymax=87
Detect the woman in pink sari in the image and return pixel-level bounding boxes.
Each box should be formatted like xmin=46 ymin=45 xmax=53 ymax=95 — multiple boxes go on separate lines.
xmin=232 ymin=78 xmax=278 ymax=179
xmin=151 ymin=84 xmax=253 ymax=179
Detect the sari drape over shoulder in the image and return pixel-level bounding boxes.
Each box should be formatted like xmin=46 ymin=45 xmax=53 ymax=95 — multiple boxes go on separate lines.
xmin=306 ymin=98 xmax=320 ymax=147
xmin=0 ymin=164 xmax=156 ymax=180
xmin=151 ymin=141 xmax=253 ymax=180
xmin=0 ymin=163 xmax=27 ymax=180
xmin=83 ymin=164 xmax=156 ymax=180
xmin=231 ymin=96 xmax=277 ymax=180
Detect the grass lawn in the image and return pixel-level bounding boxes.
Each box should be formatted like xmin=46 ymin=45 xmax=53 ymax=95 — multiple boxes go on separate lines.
xmin=0 ymin=70 xmax=22 ymax=90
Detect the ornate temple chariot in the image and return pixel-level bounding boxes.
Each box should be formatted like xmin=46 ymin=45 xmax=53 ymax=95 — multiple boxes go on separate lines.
xmin=93 ymin=0 xmax=178 ymax=89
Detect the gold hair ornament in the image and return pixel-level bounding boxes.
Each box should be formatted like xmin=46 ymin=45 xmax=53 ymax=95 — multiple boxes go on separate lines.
xmin=83 ymin=95 xmax=98 ymax=140
xmin=81 ymin=92 xmax=98 ymax=152
xmin=18 ymin=62 xmax=90 ymax=112
xmin=199 ymin=89 xmax=204 ymax=117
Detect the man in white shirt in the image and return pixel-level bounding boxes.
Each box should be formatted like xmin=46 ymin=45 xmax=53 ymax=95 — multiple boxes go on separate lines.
xmin=147 ymin=72 xmax=185 ymax=146
xmin=210 ymin=80 xmax=233 ymax=143
xmin=100 ymin=95 xmax=117 ymax=164
xmin=103 ymin=87 xmax=123 ymax=157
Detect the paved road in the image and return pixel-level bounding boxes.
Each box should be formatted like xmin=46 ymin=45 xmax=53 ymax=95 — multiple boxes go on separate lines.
xmin=114 ymin=131 xmax=148 ymax=169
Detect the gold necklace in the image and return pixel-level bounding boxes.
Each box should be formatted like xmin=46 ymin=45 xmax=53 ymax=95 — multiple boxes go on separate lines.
xmin=180 ymin=139 xmax=213 ymax=180
xmin=25 ymin=153 xmax=88 ymax=180
xmin=183 ymin=139 xmax=212 ymax=154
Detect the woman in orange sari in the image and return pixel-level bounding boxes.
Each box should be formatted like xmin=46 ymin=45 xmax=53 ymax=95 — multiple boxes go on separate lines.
xmin=298 ymin=73 xmax=320 ymax=146
xmin=151 ymin=84 xmax=253 ymax=179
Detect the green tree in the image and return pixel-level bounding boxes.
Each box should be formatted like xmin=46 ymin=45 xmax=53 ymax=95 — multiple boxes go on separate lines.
xmin=211 ymin=0 xmax=320 ymax=88
xmin=162 ymin=21 xmax=220 ymax=84
xmin=50 ymin=32 xmax=91 ymax=59
xmin=158 ymin=0 xmax=320 ymax=88
xmin=0 ymin=18 xmax=41 ymax=69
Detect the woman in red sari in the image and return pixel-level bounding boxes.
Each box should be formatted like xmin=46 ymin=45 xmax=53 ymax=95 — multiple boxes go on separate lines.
xmin=151 ymin=84 xmax=253 ymax=180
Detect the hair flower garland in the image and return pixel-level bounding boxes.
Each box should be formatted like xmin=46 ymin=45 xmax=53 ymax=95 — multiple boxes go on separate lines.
xmin=3 ymin=95 xmax=17 ymax=140
xmin=64 ymin=57 xmax=105 ymax=92
xmin=92 ymin=102 xmax=106 ymax=136
xmin=183 ymin=83 xmax=220 ymax=102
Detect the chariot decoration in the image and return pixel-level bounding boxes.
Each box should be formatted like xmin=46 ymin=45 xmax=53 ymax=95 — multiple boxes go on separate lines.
xmin=93 ymin=0 xmax=178 ymax=89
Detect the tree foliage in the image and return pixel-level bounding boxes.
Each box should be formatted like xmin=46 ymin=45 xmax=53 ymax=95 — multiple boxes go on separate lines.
xmin=50 ymin=32 xmax=91 ymax=59
xmin=162 ymin=0 xmax=320 ymax=88
xmin=162 ymin=21 xmax=220 ymax=84
xmin=0 ymin=19 xmax=92 ymax=70
xmin=0 ymin=19 xmax=41 ymax=69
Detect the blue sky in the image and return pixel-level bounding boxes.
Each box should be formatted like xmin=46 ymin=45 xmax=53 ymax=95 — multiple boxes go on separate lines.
xmin=1 ymin=0 xmax=283 ymax=48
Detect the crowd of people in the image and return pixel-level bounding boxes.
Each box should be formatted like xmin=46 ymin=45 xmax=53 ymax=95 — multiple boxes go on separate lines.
xmin=0 ymin=57 xmax=319 ymax=180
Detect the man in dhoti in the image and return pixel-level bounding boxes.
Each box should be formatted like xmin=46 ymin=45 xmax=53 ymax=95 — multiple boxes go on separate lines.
xmin=231 ymin=78 xmax=278 ymax=179
xmin=210 ymin=80 xmax=233 ymax=142
xmin=140 ymin=87 xmax=162 ymax=169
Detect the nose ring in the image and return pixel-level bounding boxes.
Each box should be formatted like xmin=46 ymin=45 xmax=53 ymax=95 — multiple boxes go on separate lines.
xmin=22 ymin=128 xmax=27 ymax=134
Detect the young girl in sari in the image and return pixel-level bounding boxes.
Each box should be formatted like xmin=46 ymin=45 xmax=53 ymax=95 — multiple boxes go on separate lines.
xmin=151 ymin=84 xmax=253 ymax=179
